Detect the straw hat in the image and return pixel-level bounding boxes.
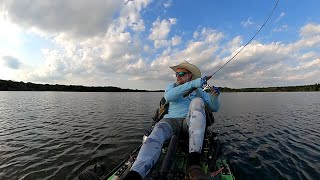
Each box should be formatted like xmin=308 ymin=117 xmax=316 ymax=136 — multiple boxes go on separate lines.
xmin=170 ymin=61 xmax=201 ymax=80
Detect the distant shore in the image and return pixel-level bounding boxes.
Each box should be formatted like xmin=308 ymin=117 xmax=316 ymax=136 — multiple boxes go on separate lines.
xmin=0 ymin=79 xmax=319 ymax=92
xmin=220 ymin=84 xmax=319 ymax=92
xmin=0 ymin=79 xmax=163 ymax=92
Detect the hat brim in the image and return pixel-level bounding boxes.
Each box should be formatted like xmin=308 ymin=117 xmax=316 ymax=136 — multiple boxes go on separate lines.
xmin=170 ymin=61 xmax=201 ymax=80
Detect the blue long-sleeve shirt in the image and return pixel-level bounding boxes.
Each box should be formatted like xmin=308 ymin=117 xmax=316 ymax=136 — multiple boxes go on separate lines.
xmin=163 ymin=78 xmax=220 ymax=118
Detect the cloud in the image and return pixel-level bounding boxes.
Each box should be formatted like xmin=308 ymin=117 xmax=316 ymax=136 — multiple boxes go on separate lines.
xmin=1 ymin=0 xmax=123 ymax=38
xmin=275 ymin=12 xmax=285 ymax=23
xmin=294 ymin=58 xmax=320 ymax=70
xmin=117 ymin=0 xmax=151 ymax=32
xmin=291 ymin=24 xmax=320 ymax=50
xmin=1 ymin=0 xmax=319 ymax=89
xmin=1 ymin=56 xmax=22 ymax=69
xmin=171 ymin=36 xmax=181 ymax=46
xmin=300 ymin=23 xmax=320 ymax=38
xmin=149 ymin=18 xmax=177 ymax=48
xmin=0 ymin=11 xmax=24 ymax=47
xmin=28 ymin=22 xmax=320 ymax=89
xmin=149 ymin=27 xmax=224 ymax=77
xmin=299 ymin=51 xmax=318 ymax=61
xmin=164 ymin=0 xmax=172 ymax=8
xmin=214 ymin=37 xmax=320 ymax=88
xmin=56 ymin=21 xmax=317 ymax=86
xmin=3 ymin=0 xmax=152 ymax=85
xmin=273 ymin=25 xmax=288 ymax=32
xmin=241 ymin=17 xmax=254 ymax=28
xmin=224 ymin=36 xmax=243 ymax=54
xmin=179 ymin=23 xmax=320 ymax=88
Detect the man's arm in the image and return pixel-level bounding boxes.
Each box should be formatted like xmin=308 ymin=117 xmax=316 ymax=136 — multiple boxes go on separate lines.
xmin=164 ymin=78 xmax=202 ymax=102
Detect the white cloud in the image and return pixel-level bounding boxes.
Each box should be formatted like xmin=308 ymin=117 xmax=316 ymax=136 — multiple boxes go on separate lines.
xmin=171 ymin=36 xmax=181 ymax=46
xmin=300 ymin=23 xmax=320 ymax=37
xmin=291 ymin=34 xmax=320 ymax=50
xmin=149 ymin=18 xmax=177 ymax=48
xmin=117 ymin=0 xmax=150 ymax=32
xmin=275 ymin=12 xmax=285 ymax=23
xmin=164 ymin=0 xmax=172 ymax=8
xmin=294 ymin=58 xmax=320 ymax=70
xmin=286 ymin=70 xmax=319 ymax=81
xmin=122 ymin=58 xmax=147 ymax=74
xmin=299 ymin=52 xmax=318 ymax=61
xmin=219 ymin=36 xmax=242 ymax=58
xmin=0 ymin=11 xmax=23 ymax=46
xmin=241 ymin=17 xmax=254 ymax=28
xmin=273 ymin=25 xmax=288 ymax=32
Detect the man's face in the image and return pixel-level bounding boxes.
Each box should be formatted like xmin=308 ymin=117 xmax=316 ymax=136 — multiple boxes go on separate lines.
xmin=175 ymin=68 xmax=192 ymax=85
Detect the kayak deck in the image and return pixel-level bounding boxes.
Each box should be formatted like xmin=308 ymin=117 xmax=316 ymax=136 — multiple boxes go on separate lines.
xmin=103 ymin=130 xmax=235 ymax=180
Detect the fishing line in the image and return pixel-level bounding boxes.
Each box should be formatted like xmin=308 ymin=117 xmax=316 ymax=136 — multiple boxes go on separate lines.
xmin=210 ymin=0 xmax=279 ymax=77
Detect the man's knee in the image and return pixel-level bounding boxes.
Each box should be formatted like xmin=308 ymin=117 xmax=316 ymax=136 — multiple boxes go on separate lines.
xmin=150 ymin=121 xmax=173 ymax=141
xmin=190 ymin=98 xmax=204 ymax=109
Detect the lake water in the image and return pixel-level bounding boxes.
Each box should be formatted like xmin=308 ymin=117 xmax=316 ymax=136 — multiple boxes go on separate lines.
xmin=0 ymin=91 xmax=319 ymax=180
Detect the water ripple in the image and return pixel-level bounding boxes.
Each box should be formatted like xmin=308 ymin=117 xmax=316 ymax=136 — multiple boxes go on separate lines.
xmin=1 ymin=92 xmax=320 ymax=179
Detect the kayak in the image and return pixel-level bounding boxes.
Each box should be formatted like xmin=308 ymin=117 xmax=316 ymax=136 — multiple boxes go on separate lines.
xmin=78 ymin=128 xmax=235 ymax=180
xmin=78 ymin=97 xmax=235 ymax=179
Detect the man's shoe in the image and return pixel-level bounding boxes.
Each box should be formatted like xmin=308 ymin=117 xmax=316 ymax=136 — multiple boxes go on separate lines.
xmin=123 ymin=170 xmax=142 ymax=180
xmin=185 ymin=165 xmax=205 ymax=180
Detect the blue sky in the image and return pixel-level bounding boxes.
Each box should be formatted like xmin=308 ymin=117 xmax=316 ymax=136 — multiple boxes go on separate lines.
xmin=0 ymin=0 xmax=319 ymax=90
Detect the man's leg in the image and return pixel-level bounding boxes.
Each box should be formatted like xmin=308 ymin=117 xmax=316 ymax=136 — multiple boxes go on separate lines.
xmin=185 ymin=98 xmax=206 ymax=179
xmin=186 ymin=97 xmax=206 ymax=153
xmin=127 ymin=120 xmax=174 ymax=178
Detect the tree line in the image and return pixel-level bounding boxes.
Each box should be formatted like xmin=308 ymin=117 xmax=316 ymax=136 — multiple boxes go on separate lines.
xmin=0 ymin=79 xmax=162 ymax=92
xmin=221 ymin=84 xmax=319 ymax=92
xmin=0 ymin=79 xmax=319 ymax=92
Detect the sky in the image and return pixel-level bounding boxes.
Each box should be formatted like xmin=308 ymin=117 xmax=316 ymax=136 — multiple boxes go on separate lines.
xmin=0 ymin=0 xmax=319 ymax=90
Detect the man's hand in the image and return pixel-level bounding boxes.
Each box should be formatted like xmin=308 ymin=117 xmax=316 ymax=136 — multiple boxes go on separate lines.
xmin=201 ymin=75 xmax=212 ymax=86
xmin=209 ymin=86 xmax=220 ymax=96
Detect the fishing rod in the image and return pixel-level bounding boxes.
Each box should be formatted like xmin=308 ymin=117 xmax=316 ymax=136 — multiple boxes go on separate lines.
xmin=184 ymin=0 xmax=279 ymax=97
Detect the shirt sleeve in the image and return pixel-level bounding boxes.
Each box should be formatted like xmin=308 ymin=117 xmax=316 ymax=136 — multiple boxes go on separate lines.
xmin=199 ymin=90 xmax=220 ymax=112
xmin=164 ymin=78 xmax=202 ymax=102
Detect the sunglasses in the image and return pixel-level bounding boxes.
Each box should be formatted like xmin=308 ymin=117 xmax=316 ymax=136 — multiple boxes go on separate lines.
xmin=175 ymin=72 xmax=190 ymax=77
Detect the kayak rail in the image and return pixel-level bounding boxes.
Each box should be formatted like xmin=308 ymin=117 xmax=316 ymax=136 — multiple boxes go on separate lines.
xmin=102 ymin=144 xmax=142 ymax=180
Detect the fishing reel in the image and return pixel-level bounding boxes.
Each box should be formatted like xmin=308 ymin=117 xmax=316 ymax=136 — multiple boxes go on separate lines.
xmin=203 ymin=84 xmax=221 ymax=96
xmin=202 ymin=84 xmax=212 ymax=93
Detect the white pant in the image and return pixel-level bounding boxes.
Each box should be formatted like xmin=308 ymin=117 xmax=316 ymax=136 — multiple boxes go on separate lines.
xmin=130 ymin=98 xmax=206 ymax=177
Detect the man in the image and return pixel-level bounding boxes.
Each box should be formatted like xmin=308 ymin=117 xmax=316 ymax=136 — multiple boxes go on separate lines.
xmin=124 ymin=61 xmax=220 ymax=179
